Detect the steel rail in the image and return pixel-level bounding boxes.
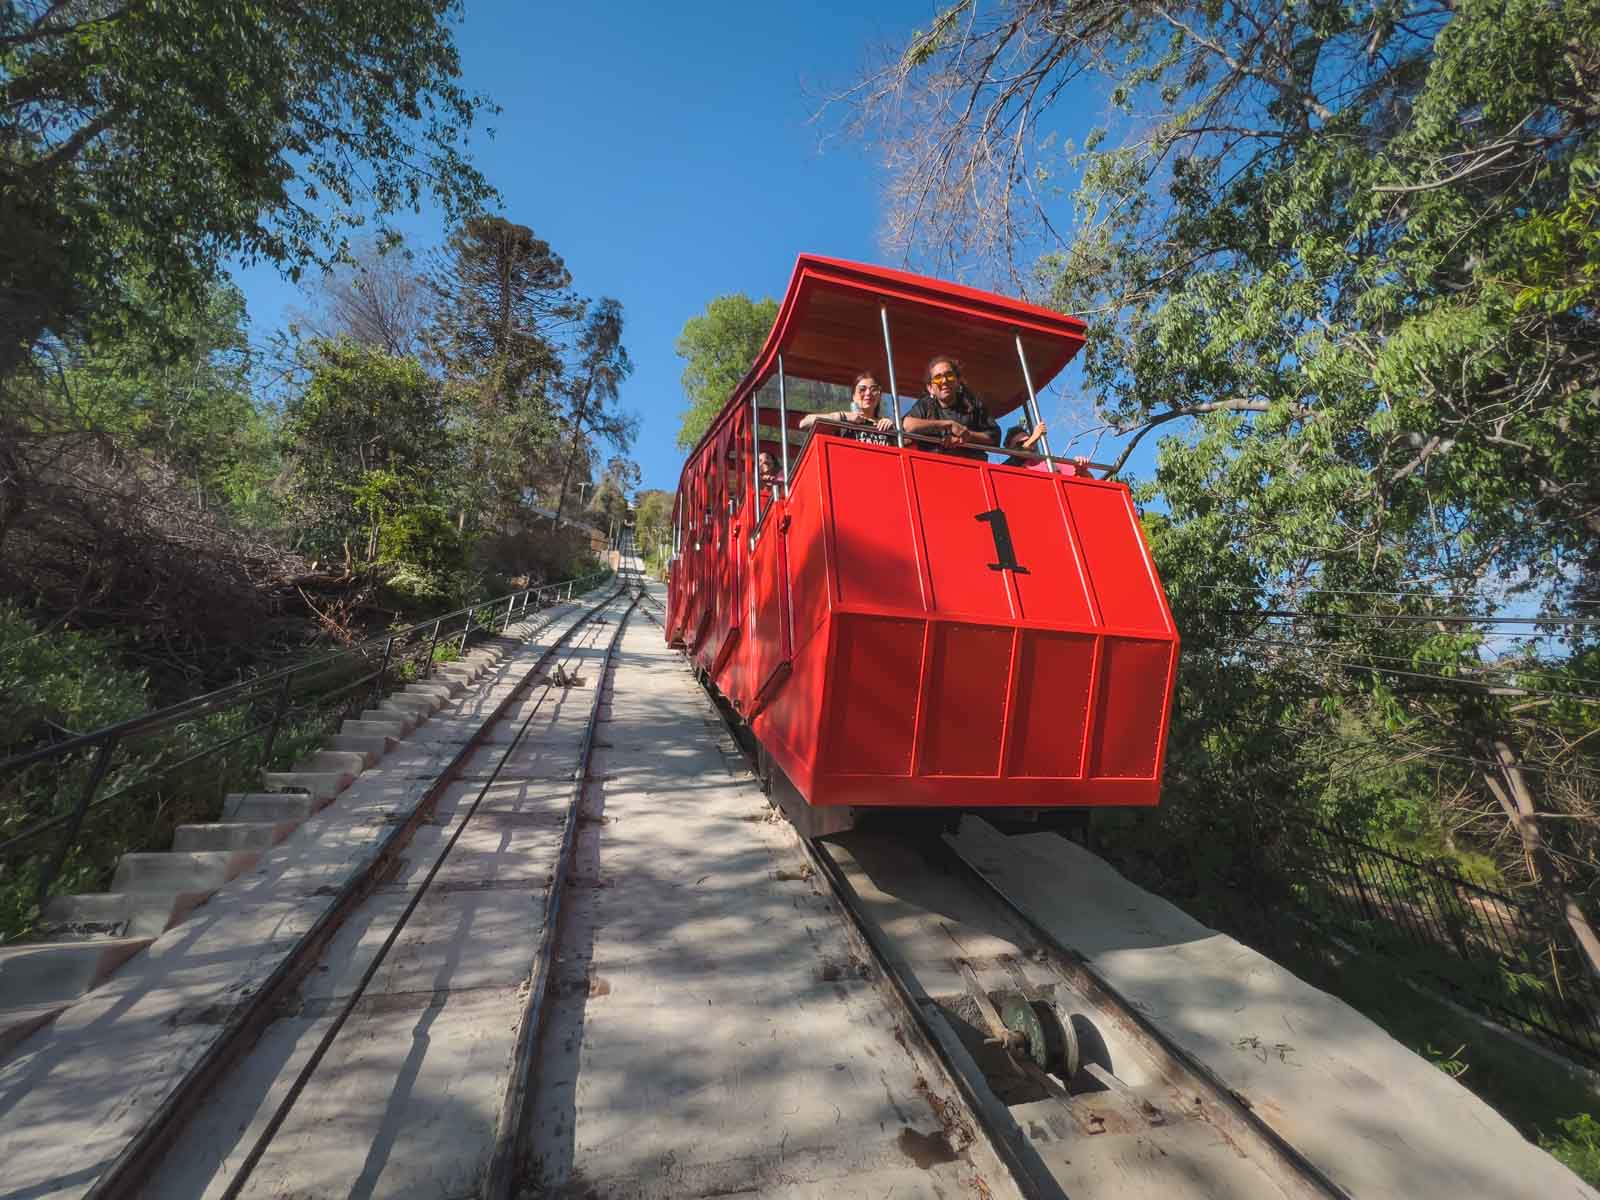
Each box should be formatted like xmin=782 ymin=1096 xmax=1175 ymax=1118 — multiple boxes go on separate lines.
xmin=668 ymin=603 xmax=1346 ymax=1200
xmin=485 ymin=591 xmax=641 ymax=1198
xmin=937 ymin=832 xmax=1353 ymax=1199
xmin=83 ymin=584 xmax=624 ymax=1200
xmin=657 ymin=616 xmax=1053 ymax=1200
xmin=214 ymin=594 xmax=633 ymax=1200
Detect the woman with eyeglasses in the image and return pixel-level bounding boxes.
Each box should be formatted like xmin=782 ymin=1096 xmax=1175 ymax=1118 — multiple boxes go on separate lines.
xmin=798 ymin=372 xmax=897 ymax=445
xmin=902 ymin=356 xmax=999 ymax=458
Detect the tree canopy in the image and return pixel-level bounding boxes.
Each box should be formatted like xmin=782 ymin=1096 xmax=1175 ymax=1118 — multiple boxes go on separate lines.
xmin=834 ymin=0 xmax=1600 ymax=977
xmin=673 ymin=293 xmax=778 ymax=449
xmin=1 ymin=0 xmax=495 ymax=378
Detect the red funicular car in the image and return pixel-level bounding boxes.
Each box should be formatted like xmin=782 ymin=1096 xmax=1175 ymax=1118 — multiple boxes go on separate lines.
xmin=667 ymin=256 xmax=1178 ymax=835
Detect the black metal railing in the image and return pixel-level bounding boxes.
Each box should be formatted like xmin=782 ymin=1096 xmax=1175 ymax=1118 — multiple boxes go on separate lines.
xmin=1284 ymin=822 xmax=1600 ymax=1068
xmin=0 ymin=568 xmax=611 ymax=931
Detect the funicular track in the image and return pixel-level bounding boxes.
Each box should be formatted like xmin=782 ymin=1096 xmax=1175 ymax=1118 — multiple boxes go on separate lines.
xmin=67 ymin=579 xmax=644 ymax=1200
xmin=674 ymin=629 xmax=1348 ymax=1200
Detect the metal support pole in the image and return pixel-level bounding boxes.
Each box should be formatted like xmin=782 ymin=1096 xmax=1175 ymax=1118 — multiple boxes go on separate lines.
xmin=505 ymin=593 xmax=517 ymax=631
xmin=776 ymin=353 xmax=791 ymax=496
xmin=880 ymin=304 xmax=904 ymax=447
xmin=259 ymin=669 xmax=296 ymax=770
xmin=750 ymin=378 xmax=763 ymax=528
xmin=38 ymin=735 xmax=119 ymax=905
xmin=457 ymin=605 xmax=474 ymax=655
xmin=1014 ymin=333 xmax=1054 ymax=468
xmin=371 ymin=635 xmax=395 ymax=708
xmin=425 ymin=617 xmax=443 ymax=675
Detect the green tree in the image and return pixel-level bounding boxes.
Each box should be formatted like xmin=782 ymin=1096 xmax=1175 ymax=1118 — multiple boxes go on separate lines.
xmin=282 ymin=339 xmax=458 ymax=567
xmin=426 ymin=215 xmax=578 ymax=525
xmin=552 ymin=298 xmax=635 ymax=522
xmin=635 ymin=488 xmax=674 ymax=571
xmin=59 ymin=277 xmax=277 ymax=523
xmin=1 ymin=0 xmax=494 ymax=381
xmin=836 ymin=1 xmax=1600 ymax=962
xmin=673 ymin=294 xmax=778 ymax=450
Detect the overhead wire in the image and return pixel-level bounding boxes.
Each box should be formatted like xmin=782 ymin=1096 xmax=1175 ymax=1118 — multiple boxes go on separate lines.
xmin=1216 ymin=633 xmax=1600 ymax=698
xmin=1196 ymin=583 xmax=1599 ymax=604
xmin=1213 ymin=635 xmax=1600 ymax=704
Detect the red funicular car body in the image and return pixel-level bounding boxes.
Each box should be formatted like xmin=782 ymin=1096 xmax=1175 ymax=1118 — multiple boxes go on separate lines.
xmin=667 ymin=256 xmax=1177 ymax=828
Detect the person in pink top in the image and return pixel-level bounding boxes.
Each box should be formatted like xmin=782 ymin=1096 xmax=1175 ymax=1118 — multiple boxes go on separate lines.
xmin=1001 ymin=422 xmax=1091 ymax=475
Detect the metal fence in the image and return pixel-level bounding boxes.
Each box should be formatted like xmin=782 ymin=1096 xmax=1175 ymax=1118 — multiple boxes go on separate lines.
xmin=0 ymin=569 xmax=610 ymax=921
xmin=1287 ymin=822 xmax=1600 ymax=1068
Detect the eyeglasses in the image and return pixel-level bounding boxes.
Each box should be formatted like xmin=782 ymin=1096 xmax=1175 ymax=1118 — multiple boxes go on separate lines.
xmin=855 ymin=383 xmax=882 ymax=394
xmin=929 ymin=372 xmax=959 ymax=385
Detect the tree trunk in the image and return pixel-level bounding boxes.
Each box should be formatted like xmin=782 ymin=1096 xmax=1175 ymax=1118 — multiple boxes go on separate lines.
xmin=552 ymin=377 xmax=595 ymax=526
xmin=0 ymin=433 xmax=25 ymax=558
xmin=1481 ymin=737 xmax=1600 ymax=982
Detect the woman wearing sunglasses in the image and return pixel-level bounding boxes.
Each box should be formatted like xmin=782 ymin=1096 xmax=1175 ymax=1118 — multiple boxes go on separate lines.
xmin=798 ymin=371 xmax=897 ymax=445
xmin=902 ymin=356 xmax=999 ymax=458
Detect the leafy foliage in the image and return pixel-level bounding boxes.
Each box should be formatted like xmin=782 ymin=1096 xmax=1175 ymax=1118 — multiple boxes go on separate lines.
xmin=674 ymin=293 xmax=779 ymax=449
xmin=836 ymin=0 xmax=1600 ymax=1102
xmin=0 ymin=0 xmax=494 ymax=377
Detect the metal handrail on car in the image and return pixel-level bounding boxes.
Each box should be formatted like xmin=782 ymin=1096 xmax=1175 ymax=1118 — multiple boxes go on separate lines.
xmin=0 ymin=567 xmax=612 ymax=904
xmin=770 ymin=415 xmax=1112 ymax=487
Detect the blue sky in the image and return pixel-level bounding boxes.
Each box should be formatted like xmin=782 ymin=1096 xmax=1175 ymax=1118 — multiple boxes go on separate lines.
xmin=231 ymin=1 xmax=1109 ymax=495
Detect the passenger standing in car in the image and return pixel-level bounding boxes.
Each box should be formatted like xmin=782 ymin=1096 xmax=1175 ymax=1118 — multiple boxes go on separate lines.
xmin=902 ymin=356 xmax=999 ymax=458
xmin=798 ymin=372 xmax=896 ymax=445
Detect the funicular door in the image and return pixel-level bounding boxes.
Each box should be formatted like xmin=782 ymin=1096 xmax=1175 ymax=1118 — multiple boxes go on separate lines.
xmin=686 ymin=461 xmax=713 ymax=654
xmin=708 ymin=422 xmax=746 ymax=684
xmin=746 ymin=411 xmax=795 ymax=714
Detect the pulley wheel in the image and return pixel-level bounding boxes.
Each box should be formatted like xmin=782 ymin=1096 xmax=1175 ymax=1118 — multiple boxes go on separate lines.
xmin=997 ymin=992 xmax=1080 ymax=1080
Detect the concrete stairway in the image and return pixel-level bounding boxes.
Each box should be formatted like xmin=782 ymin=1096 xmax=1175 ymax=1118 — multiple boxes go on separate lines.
xmin=0 ymin=626 xmax=536 ymax=1049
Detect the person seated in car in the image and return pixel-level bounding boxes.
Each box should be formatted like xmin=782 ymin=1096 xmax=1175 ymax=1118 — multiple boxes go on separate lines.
xmin=1002 ymin=421 xmax=1093 ymax=475
xmin=1002 ymin=421 xmax=1049 ymax=465
xmin=798 ymin=372 xmax=896 ymax=445
xmin=902 ymin=356 xmax=998 ymax=458
xmin=757 ymin=451 xmax=781 ymax=489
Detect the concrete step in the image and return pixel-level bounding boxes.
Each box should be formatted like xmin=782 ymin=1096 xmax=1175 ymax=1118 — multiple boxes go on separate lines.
xmin=380 ymin=693 xmax=436 ymax=716
xmin=38 ymin=891 xmax=204 ymax=940
xmin=222 ymin=792 xmax=315 ymax=823
xmin=361 ymin=708 xmax=417 ymax=735
xmin=0 ymin=938 xmax=154 ymax=1008
xmin=292 ymin=749 xmax=370 ymax=775
xmin=326 ymin=733 xmax=396 ymax=761
xmin=260 ymin=771 xmax=353 ymax=803
xmin=111 ymin=849 xmax=260 ymax=895
xmin=342 ymin=718 xmax=406 ymax=739
xmin=405 ymin=682 xmax=459 ymax=703
xmin=0 ymin=1003 xmax=67 ymax=1057
xmin=172 ymin=822 xmax=296 ymax=852
xmin=388 ymin=691 xmax=443 ymax=716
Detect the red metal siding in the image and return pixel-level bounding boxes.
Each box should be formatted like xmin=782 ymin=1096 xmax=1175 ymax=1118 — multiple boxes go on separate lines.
xmin=1091 ymin=638 xmax=1174 ymax=780
xmin=988 ymin=471 xmax=1099 ymax=627
xmin=918 ymin=623 xmax=1012 ymax=777
xmin=907 ymin=457 xmax=1013 ymax=619
xmin=826 ymin=614 xmax=923 ymax=777
xmin=1064 ymin=485 xmax=1169 ymax=635
xmin=1007 ymin=631 xmax=1097 ymax=779
xmin=826 ymin=442 xmax=923 ymax=613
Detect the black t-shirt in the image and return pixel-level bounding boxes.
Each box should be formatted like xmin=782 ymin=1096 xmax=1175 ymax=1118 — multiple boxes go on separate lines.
xmin=813 ymin=415 xmax=895 ymax=446
xmin=904 ymin=392 xmax=998 ymax=456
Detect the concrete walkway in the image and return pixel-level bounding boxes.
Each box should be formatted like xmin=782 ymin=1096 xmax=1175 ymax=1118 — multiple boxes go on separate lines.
xmin=523 ymin=605 xmax=1012 ymax=1199
xmin=950 ymin=819 xmax=1599 ymax=1200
